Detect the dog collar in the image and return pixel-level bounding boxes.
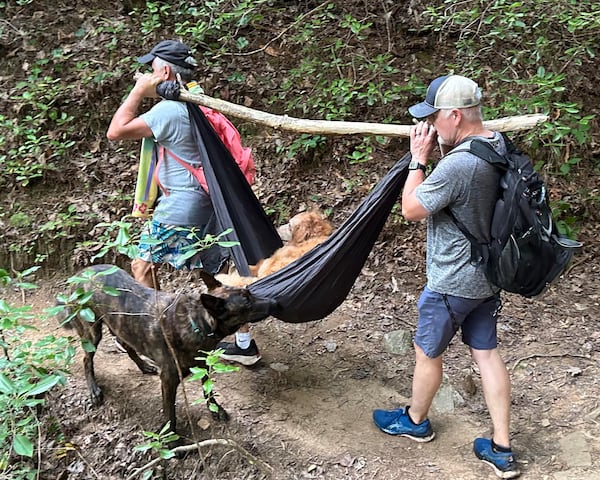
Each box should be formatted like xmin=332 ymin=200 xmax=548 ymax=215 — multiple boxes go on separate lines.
xmin=189 ymin=318 xmax=215 ymax=338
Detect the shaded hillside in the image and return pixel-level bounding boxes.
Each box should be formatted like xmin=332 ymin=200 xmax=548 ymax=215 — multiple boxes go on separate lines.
xmin=1 ymin=0 xmax=598 ymax=271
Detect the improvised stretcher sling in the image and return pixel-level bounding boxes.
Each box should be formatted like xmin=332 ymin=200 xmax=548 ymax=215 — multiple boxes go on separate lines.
xmin=186 ymin=101 xmax=410 ymax=323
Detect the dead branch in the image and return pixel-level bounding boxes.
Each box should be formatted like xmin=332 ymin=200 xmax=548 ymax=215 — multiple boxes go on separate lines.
xmin=511 ymin=352 xmax=594 ymax=372
xmin=125 ymin=438 xmax=273 ymax=480
xmin=177 ymin=89 xmax=548 ymax=136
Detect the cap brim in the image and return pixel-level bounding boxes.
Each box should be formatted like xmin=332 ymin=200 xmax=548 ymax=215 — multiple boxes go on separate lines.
xmin=408 ymin=102 xmax=439 ymax=120
xmin=137 ymin=53 xmax=155 ymax=65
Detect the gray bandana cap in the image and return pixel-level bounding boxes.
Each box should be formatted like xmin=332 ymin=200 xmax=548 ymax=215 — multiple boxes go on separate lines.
xmin=408 ymin=75 xmax=482 ymax=119
xmin=137 ymin=40 xmax=198 ymax=69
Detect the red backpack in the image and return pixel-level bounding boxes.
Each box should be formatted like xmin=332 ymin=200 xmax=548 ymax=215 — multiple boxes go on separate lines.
xmin=155 ymin=106 xmax=255 ymax=194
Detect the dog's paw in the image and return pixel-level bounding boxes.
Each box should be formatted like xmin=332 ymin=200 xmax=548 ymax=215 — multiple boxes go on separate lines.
xmin=210 ymin=406 xmax=230 ymax=422
xmin=139 ymin=361 xmax=159 ymax=375
xmin=90 ymin=387 xmax=104 ymax=406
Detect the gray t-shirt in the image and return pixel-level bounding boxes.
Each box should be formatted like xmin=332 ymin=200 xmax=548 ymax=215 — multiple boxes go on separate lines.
xmin=415 ymin=132 xmax=506 ymax=298
xmin=141 ymin=100 xmax=213 ymax=227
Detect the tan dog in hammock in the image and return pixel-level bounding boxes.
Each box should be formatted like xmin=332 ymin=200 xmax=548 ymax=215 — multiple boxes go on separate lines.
xmin=217 ymin=211 xmax=333 ymax=287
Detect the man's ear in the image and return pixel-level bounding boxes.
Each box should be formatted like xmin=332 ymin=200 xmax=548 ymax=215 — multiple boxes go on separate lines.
xmin=451 ymin=108 xmax=462 ymax=124
xmin=162 ymin=64 xmax=172 ymax=80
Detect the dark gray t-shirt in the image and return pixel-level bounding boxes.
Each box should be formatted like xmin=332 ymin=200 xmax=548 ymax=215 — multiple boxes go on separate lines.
xmin=415 ymin=132 xmax=506 ymax=298
xmin=141 ymin=100 xmax=213 ymax=227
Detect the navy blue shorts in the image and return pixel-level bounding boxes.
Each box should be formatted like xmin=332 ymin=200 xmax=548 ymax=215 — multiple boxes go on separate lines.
xmin=414 ymin=286 xmax=501 ymax=358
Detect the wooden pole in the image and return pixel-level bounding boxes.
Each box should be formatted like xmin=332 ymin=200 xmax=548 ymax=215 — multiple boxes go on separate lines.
xmin=177 ymin=89 xmax=548 ymax=137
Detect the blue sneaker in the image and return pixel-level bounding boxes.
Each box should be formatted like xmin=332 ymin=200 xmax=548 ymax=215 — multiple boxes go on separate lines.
xmin=473 ymin=438 xmax=521 ymax=479
xmin=372 ymin=406 xmax=435 ymax=442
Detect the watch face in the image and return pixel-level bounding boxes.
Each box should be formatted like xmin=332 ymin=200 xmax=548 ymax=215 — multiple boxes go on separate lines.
xmin=409 ymin=160 xmax=425 ymax=172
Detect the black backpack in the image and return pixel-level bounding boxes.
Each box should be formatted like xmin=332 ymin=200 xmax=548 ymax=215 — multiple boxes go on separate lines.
xmin=446 ymin=136 xmax=581 ymax=297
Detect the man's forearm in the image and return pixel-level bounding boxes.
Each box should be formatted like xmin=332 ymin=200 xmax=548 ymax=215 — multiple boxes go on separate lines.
xmin=106 ymin=87 xmax=147 ymax=140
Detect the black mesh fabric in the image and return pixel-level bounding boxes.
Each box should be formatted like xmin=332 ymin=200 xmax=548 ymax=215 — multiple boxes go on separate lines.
xmin=186 ymin=101 xmax=410 ymax=323
xmin=187 ymin=104 xmax=283 ymax=276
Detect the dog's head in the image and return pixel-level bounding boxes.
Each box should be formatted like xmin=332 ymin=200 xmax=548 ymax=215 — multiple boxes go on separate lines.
xmin=197 ymin=271 xmax=276 ymax=337
xmin=289 ymin=211 xmax=333 ymax=245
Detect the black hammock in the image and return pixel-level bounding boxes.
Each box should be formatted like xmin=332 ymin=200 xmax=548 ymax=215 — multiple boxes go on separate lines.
xmin=185 ymin=101 xmax=410 ymax=323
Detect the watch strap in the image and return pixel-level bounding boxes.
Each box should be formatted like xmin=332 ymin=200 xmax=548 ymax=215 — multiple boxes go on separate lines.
xmin=409 ymin=161 xmax=427 ymax=173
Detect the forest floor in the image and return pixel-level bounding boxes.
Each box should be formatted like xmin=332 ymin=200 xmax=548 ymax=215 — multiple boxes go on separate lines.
xmin=8 ymin=227 xmax=600 ymax=480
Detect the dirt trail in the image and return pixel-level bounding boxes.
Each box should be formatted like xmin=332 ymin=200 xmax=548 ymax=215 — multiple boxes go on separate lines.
xmin=8 ymin=260 xmax=600 ymax=479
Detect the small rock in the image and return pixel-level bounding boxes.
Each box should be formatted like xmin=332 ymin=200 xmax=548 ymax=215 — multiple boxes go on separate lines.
xmin=269 ymin=362 xmax=289 ymax=372
xmin=383 ymin=329 xmax=412 ymax=355
xmin=197 ymin=417 xmax=211 ymax=430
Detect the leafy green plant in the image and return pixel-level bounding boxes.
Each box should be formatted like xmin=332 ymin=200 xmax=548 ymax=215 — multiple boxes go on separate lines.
xmin=0 ymin=268 xmax=76 ymax=478
xmin=81 ymin=220 xmax=144 ymax=262
xmin=1 ymin=67 xmax=76 ymax=187
xmin=134 ymin=422 xmax=180 ymax=461
xmin=128 ymin=350 xmax=238 ymax=479
xmin=189 ymin=349 xmax=239 ymax=414
xmin=76 ymin=219 xmax=240 ymax=267
xmin=133 ymin=0 xmax=268 ymax=54
xmin=178 ymin=227 xmax=240 ymax=262
xmin=277 ymin=134 xmax=327 ymax=161
xmin=49 ymin=266 xmax=121 ymax=339
xmin=421 ymin=0 xmax=598 ymax=170
xmin=39 ymin=205 xmax=85 ymax=241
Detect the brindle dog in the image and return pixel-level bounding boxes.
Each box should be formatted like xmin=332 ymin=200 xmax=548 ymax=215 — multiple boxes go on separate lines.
xmin=59 ymin=264 xmax=275 ymax=433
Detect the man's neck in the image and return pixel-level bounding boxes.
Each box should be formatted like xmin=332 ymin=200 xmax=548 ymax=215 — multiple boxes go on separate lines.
xmin=456 ymin=125 xmax=493 ymax=144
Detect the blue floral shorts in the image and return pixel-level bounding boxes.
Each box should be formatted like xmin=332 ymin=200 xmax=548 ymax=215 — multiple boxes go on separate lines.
xmin=137 ymin=220 xmax=206 ymax=270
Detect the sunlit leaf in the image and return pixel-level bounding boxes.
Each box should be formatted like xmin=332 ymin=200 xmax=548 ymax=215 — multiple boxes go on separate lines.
xmin=13 ymin=435 xmax=34 ymax=457
xmin=79 ymin=308 xmax=96 ymax=323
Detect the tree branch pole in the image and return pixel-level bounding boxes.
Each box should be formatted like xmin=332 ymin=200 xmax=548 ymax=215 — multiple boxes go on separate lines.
xmin=177 ymin=89 xmax=548 ymax=136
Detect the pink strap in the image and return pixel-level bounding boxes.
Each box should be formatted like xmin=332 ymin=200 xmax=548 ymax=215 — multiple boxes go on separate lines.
xmin=156 ymin=146 xmax=209 ymax=194
xmin=153 ymin=146 xmax=169 ymax=196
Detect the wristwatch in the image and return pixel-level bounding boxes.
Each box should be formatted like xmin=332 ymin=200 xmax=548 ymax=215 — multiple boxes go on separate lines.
xmin=409 ymin=159 xmax=427 ymax=173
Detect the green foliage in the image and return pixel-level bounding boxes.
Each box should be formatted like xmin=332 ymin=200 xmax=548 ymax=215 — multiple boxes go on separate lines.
xmin=1 ymin=69 xmax=76 ymax=187
xmin=346 ymin=136 xmax=388 ymax=165
xmin=189 ymin=349 xmax=239 ymax=413
xmin=39 ymin=205 xmax=85 ymax=241
xmin=421 ymin=0 xmax=598 ymax=171
xmin=130 ymin=350 xmax=238 ymax=478
xmin=134 ymin=0 xmax=269 ymax=53
xmin=0 ymin=269 xmax=75 ymax=478
xmin=50 ymin=265 xmax=121 ymax=330
xmin=77 ymin=219 xmax=238 ymax=264
xmin=81 ymin=220 xmax=144 ymax=262
xmin=276 ymin=134 xmax=327 ymax=161
xmin=263 ymin=199 xmax=292 ymax=227
xmin=179 ymin=227 xmax=240 ymax=261
xmin=134 ymin=422 xmax=180 ymax=460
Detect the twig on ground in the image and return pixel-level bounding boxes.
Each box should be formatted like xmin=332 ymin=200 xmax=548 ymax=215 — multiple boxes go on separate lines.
xmin=511 ymin=352 xmax=594 ymax=372
xmin=124 ymin=438 xmax=273 ymax=480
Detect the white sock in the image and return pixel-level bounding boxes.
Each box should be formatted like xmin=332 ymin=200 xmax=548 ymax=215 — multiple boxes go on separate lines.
xmin=236 ymin=331 xmax=251 ymax=350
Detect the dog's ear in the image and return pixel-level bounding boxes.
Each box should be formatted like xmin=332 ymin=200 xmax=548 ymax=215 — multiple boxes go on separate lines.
xmin=200 ymin=293 xmax=225 ymax=316
xmin=195 ymin=270 xmax=222 ymax=290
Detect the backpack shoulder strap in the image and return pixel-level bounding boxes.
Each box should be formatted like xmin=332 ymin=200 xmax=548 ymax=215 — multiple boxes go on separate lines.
xmin=442 ymin=135 xmax=510 ymax=266
xmin=445 ymin=134 xmax=513 ymax=168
